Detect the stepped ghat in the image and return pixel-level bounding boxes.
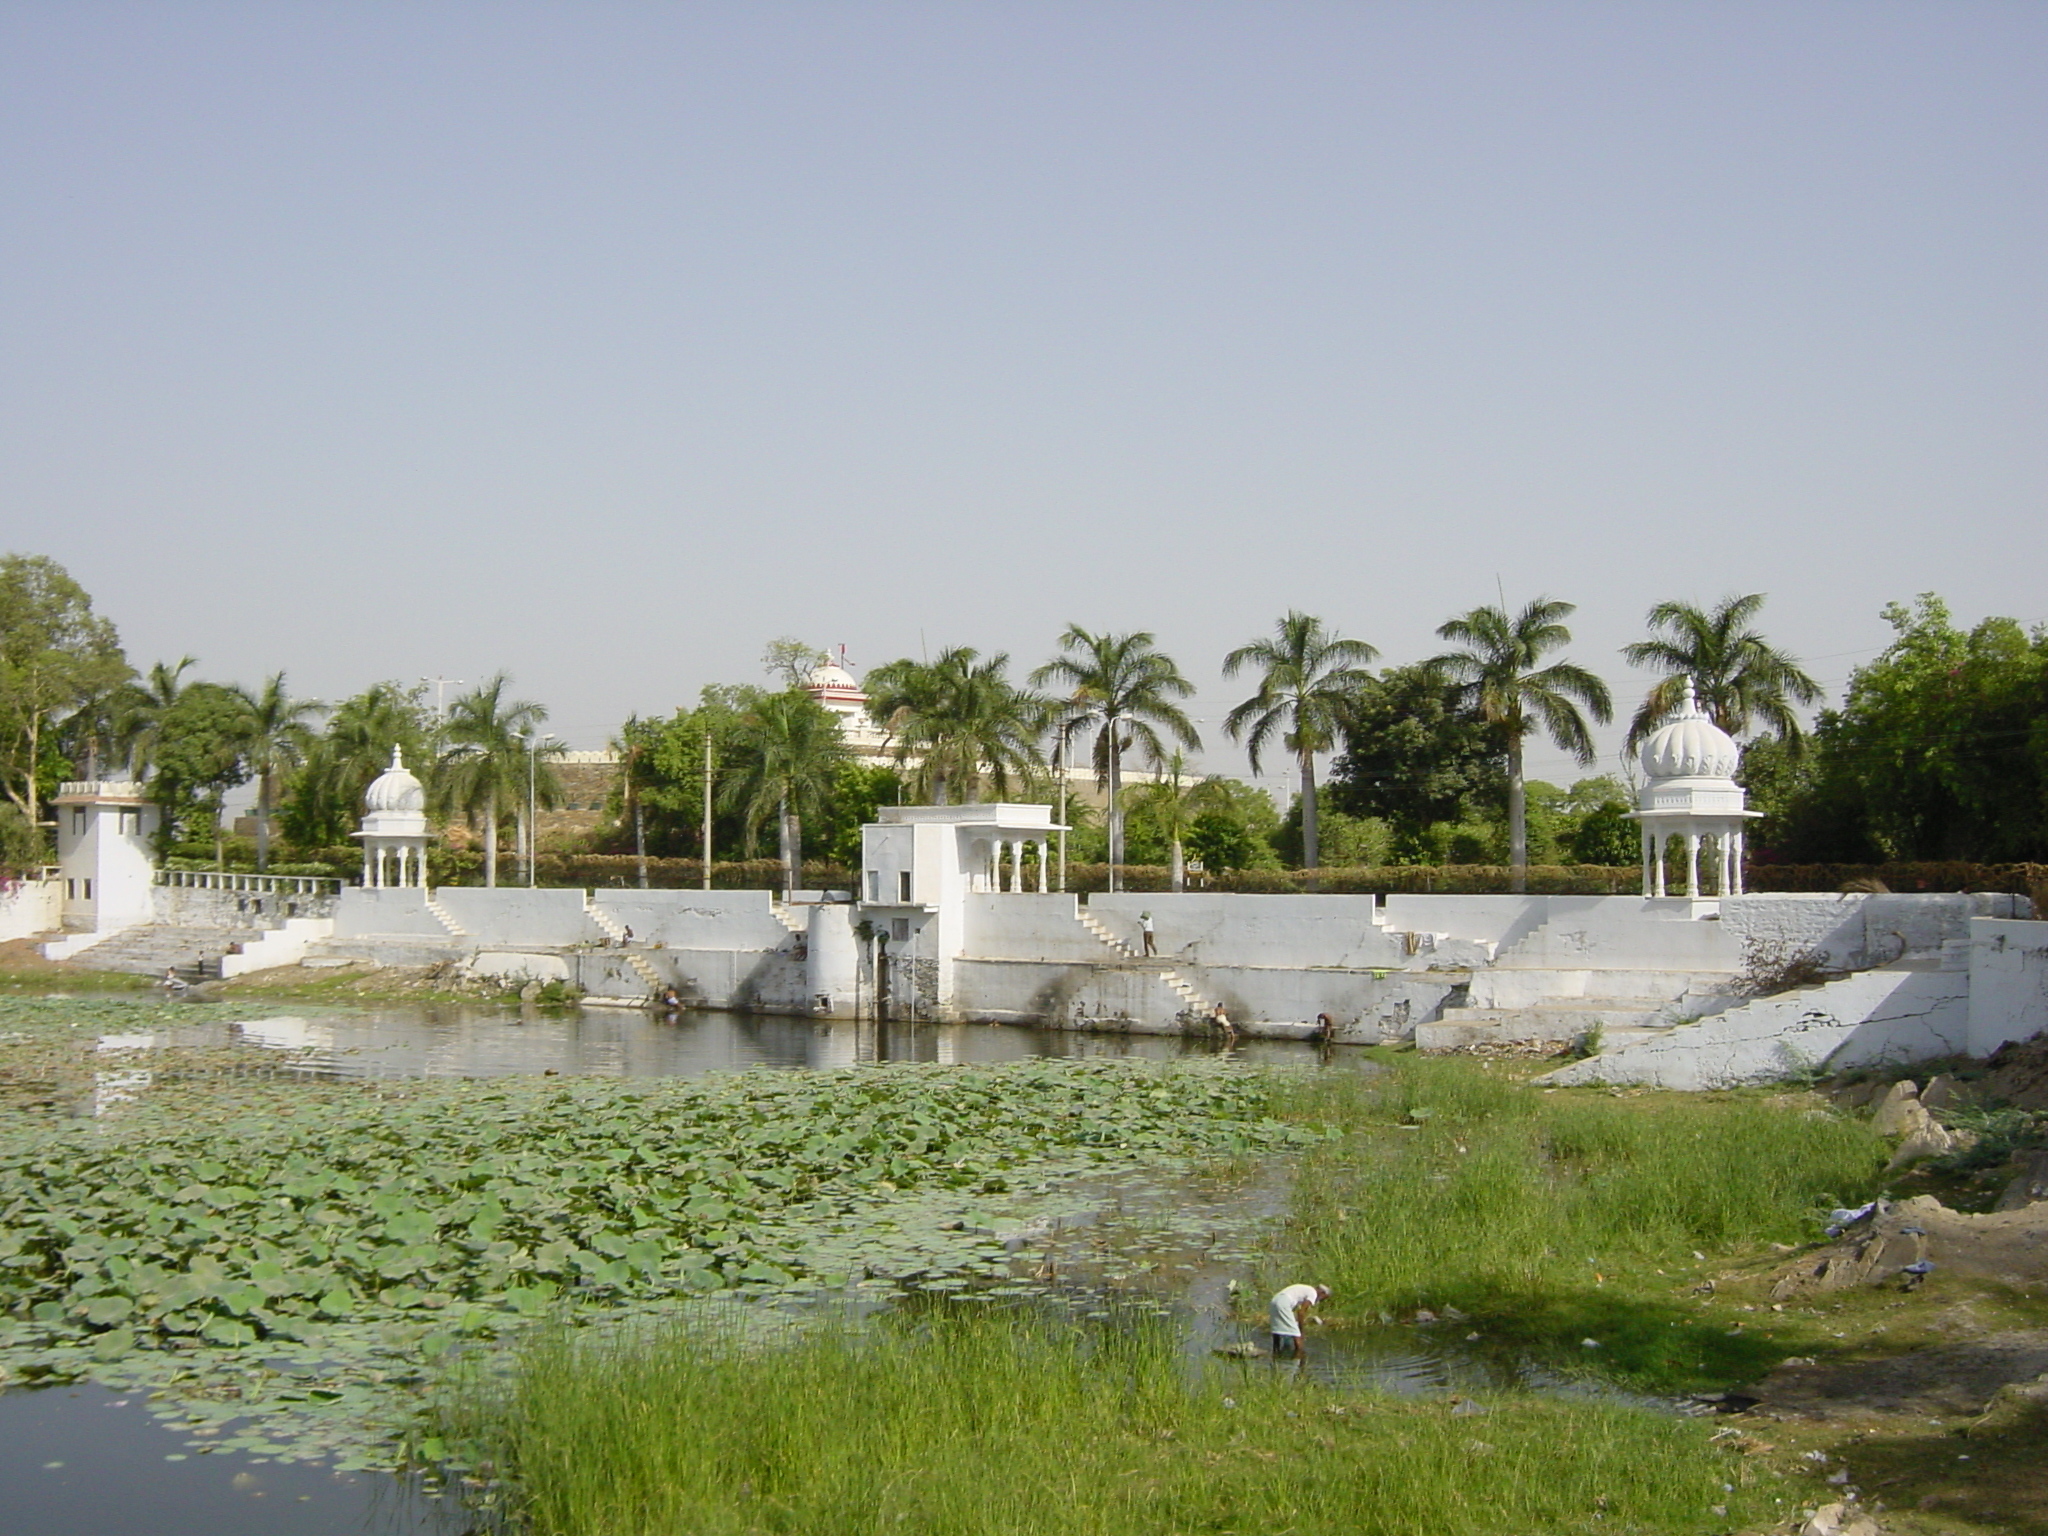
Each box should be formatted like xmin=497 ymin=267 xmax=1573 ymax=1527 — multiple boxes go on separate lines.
xmin=19 ymin=692 xmax=2048 ymax=1088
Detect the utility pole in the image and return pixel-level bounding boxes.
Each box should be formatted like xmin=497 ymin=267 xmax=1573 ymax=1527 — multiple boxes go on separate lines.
xmin=701 ymin=729 xmax=713 ymax=892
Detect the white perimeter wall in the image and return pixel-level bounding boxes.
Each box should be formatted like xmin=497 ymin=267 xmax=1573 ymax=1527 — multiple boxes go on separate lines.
xmin=0 ymin=880 xmax=60 ymax=942
xmin=1968 ymin=918 xmax=2048 ymax=1057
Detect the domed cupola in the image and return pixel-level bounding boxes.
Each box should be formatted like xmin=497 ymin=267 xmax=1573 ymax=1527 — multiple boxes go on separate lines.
xmin=1638 ymin=679 xmax=1741 ymax=782
xmin=363 ymin=747 xmax=426 ymax=814
xmin=1631 ymin=676 xmax=1760 ymax=903
xmin=354 ymin=747 xmax=431 ymax=888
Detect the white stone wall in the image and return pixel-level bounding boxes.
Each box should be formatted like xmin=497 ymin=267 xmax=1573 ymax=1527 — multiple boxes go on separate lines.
xmin=1541 ymin=967 xmax=1973 ymax=1090
xmin=0 ymin=879 xmax=61 ymax=942
xmin=1089 ymin=893 xmax=1409 ymax=969
xmin=331 ymin=888 xmax=454 ymax=940
xmin=1967 ymin=918 xmax=2048 ymax=1057
xmin=432 ymin=888 xmax=601 ymax=947
xmin=588 ymin=890 xmax=792 ymax=951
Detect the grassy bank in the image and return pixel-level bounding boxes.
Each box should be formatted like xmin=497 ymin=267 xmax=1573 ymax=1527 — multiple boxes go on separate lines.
xmin=1275 ymin=1056 xmax=1890 ymax=1391
xmin=459 ymin=1306 xmax=1773 ymax=1536
xmin=453 ymin=1059 xmax=1899 ymax=1534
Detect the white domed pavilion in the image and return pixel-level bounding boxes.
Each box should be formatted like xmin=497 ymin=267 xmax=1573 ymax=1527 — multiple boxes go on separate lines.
xmin=354 ymin=747 xmax=431 ymax=888
xmin=1631 ymin=679 xmax=1760 ymax=901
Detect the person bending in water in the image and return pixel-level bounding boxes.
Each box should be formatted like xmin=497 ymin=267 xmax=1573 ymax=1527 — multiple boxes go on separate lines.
xmin=1269 ymin=1282 xmax=1329 ymax=1363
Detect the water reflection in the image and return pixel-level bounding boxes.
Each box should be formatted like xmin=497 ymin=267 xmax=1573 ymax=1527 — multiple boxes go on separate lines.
xmin=101 ymin=1004 xmax=1334 ymax=1083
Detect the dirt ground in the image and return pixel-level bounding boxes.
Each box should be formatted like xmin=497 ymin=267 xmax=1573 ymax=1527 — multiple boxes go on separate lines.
xmin=1719 ymin=1044 xmax=2048 ymax=1536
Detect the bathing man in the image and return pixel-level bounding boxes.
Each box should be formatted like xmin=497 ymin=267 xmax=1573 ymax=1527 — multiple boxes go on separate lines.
xmin=1269 ymin=1282 xmax=1329 ymax=1363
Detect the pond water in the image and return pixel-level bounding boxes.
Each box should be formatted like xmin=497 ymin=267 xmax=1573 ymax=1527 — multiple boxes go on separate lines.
xmin=90 ymin=1000 xmax=1320 ymax=1084
xmin=7 ymin=1001 xmax=1638 ymax=1534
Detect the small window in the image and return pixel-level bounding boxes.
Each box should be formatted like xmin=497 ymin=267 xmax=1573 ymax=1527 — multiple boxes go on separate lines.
xmin=891 ymin=917 xmax=911 ymax=943
xmin=867 ymin=870 xmax=881 ymax=902
xmin=119 ymin=808 xmax=139 ymax=834
xmin=66 ymin=879 xmax=77 ymax=899
xmin=72 ymin=809 xmax=86 ymax=835
xmin=83 ymin=879 xmax=92 ymax=900
xmin=898 ymin=870 xmax=914 ymax=903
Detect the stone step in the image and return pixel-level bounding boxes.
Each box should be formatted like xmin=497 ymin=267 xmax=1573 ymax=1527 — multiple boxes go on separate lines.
xmin=66 ymin=924 xmax=258 ymax=976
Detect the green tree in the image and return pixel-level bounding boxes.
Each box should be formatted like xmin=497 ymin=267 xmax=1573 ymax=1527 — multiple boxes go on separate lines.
xmin=0 ymin=554 xmax=130 ymax=823
xmin=233 ymin=673 xmax=323 ymax=872
xmin=112 ymin=656 xmax=196 ymax=778
xmin=1622 ymin=593 xmax=1821 ymax=749
xmin=810 ymin=761 xmax=905 ymax=867
xmin=1329 ymin=664 xmax=1506 ymax=858
xmin=1558 ymin=776 xmax=1641 ymax=865
xmin=721 ymin=690 xmax=848 ymax=894
xmin=1222 ymin=612 xmax=1378 ymax=873
xmin=150 ymin=682 xmax=257 ymax=861
xmin=281 ymin=683 xmax=437 ymax=850
xmin=1032 ymin=628 xmax=1200 ymax=884
xmin=1429 ymin=597 xmax=1613 ymax=891
xmin=1775 ymin=595 xmax=2048 ymax=861
xmin=1120 ymin=753 xmax=1235 ymax=890
xmin=762 ymin=637 xmax=829 ymax=689
xmin=435 ymin=675 xmax=554 ymax=888
xmin=865 ymin=647 xmax=1044 ymax=804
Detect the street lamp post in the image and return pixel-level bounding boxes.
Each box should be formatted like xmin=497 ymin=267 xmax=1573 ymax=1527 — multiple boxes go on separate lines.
xmin=525 ymin=732 xmax=557 ymax=888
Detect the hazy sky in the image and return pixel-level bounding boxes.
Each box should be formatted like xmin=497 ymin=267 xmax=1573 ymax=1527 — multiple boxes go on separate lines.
xmin=5 ymin=2 xmax=2043 ymax=795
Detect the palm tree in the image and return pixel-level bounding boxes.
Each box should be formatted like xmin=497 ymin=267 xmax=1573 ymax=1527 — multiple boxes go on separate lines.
xmin=613 ymin=714 xmax=657 ymax=889
xmin=1222 ymin=611 xmax=1379 ymax=873
xmin=1622 ymin=594 xmax=1822 ymax=749
xmin=1031 ymin=628 xmax=1200 ymax=888
xmin=435 ymin=676 xmax=552 ymax=888
xmin=720 ymin=690 xmax=848 ymax=895
xmin=232 ymin=673 xmax=323 ymax=872
xmin=1428 ymin=597 xmax=1612 ymax=892
xmin=113 ymin=656 xmax=196 ymax=777
xmin=865 ymin=647 xmax=1044 ymax=803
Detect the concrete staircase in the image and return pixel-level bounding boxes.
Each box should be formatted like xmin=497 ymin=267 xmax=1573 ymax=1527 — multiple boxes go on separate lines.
xmin=1419 ymin=995 xmax=1680 ymax=1051
xmin=424 ymin=894 xmax=468 ymax=939
xmin=63 ymin=923 xmax=252 ymax=982
xmin=1076 ymin=909 xmax=1213 ymax=1019
xmin=769 ymin=901 xmax=807 ymax=939
xmin=585 ymin=897 xmax=664 ymax=992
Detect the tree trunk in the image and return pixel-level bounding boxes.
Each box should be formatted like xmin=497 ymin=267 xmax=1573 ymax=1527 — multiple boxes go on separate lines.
xmin=779 ymin=796 xmax=799 ymax=897
xmin=255 ymin=770 xmax=274 ymax=873
xmin=483 ymin=797 xmax=499 ymax=888
xmin=1299 ymin=749 xmax=1320 ymax=879
xmin=632 ymin=794 xmax=647 ymax=889
xmin=1170 ymin=836 xmax=1185 ymax=892
xmin=1507 ymin=735 xmax=1527 ymax=894
xmin=1106 ymin=727 xmax=1123 ymax=893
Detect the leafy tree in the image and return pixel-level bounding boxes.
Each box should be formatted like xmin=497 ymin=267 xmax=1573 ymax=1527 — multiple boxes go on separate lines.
xmin=1429 ymin=597 xmax=1612 ymax=891
xmin=720 ymin=689 xmax=848 ymax=893
xmin=112 ymin=656 xmax=196 ymax=778
xmin=1031 ymin=628 xmax=1200 ymax=883
xmin=1330 ymin=664 xmax=1505 ymax=855
xmin=599 ymin=690 xmax=760 ymax=863
xmin=810 ymin=761 xmax=905 ymax=867
xmin=1222 ymin=611 xmax=1378 ymax=872
xmin=1558 ymin=776 xmax=1641 ymax=865
xmin=1272 ymin=791 xmax=1394 ymax=868
xmin=761 ymin=637 xmax=829 ymax=689
xmin=150 ymin=682 xmax=257 ymax=860
xmin=865 ymin=647 xmax=1044 ymax=803
xmin=0 ymin=803 xmax=47 ymax=875
xmin=1183 ymin=780 xmax=1284 ymax=873
xmin=435 ymin=675 xmax=555 ymax=888
xmin=233 ymin=673 xmax=323 ymax=872
xmin=280 ymin=683 xmax=438 ymax=850
xmin=1119 ymin=754 xmax=1235 ymax=890
xmin=1766 ymin=595 xmax=2048 ymax=862
xmin=0 ymin=554 xmax=130 ymax=823
xmin=1622 ymin=593 xmax=1820 ymax=749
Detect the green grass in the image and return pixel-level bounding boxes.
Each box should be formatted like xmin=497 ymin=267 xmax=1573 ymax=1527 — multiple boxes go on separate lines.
xmin=455 ymin=1305 xmax=1773 ymax=1536
xmin=1278 ymin=1056 xmax=1890 ymax=1388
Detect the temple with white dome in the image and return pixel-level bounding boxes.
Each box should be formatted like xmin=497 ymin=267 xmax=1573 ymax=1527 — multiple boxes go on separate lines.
xmin=1630 ymin=679 xmax=1761 ymax=901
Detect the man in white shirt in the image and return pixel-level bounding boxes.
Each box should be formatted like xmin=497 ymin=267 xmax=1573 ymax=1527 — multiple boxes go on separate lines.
xmin=1269 ymin=1282 xmax=1329 ymax=1362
